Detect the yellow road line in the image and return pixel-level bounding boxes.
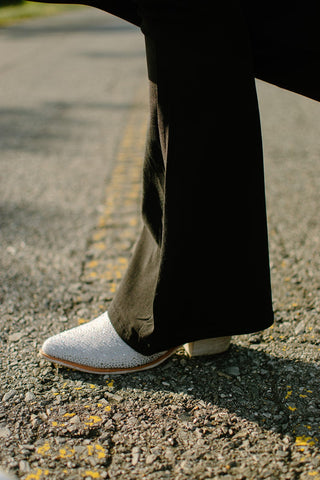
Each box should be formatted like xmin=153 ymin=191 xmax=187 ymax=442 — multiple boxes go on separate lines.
xmin=81 ymin=87 xmax=149 ymax=300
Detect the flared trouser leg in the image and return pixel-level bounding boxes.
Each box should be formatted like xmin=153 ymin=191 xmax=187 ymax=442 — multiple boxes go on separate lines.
xmin=108 ymin=0 xmax=274 ymax=355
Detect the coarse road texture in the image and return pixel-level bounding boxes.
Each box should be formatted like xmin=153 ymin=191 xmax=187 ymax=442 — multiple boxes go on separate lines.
xmin=1 ymin=7 xmax=320 ymax=480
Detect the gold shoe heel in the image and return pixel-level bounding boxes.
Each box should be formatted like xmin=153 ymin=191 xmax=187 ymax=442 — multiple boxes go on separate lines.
xmin=184 ymin=336 xmax=231 ymax=357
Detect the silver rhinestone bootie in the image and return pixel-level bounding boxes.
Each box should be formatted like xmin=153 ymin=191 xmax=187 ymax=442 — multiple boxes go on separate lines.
xmin=40 ymin=311 xmax=177 ymax=374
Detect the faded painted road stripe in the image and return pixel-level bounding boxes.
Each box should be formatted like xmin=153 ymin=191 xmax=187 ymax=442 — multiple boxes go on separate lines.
xmin=22 ymin=89 xmax=149 ymax=480
xmin=81 ymin=87 xmax=149 ymax=301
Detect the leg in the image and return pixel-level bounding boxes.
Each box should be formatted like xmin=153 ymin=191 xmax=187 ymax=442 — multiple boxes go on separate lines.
xmin=109 ymin=0 xmax=274 ymax=354
xmin=41 ymin=0 xmax=274 ymax=372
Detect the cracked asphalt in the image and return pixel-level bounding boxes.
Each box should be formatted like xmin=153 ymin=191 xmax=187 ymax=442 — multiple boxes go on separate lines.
xmin=1 ymin=6 xmax=320 ymax=480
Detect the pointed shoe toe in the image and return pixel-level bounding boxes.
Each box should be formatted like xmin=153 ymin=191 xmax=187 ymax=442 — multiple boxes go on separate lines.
xmin=40 ymin=312 xmax=177 ymax=374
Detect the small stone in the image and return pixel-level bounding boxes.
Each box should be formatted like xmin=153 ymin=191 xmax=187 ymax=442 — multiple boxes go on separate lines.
xmin=42 ymin=367 xmax=53 ymax=376
xmin=25 ymin=392 xmax=36 ymax=402
xmin=19 ymin=445 xmax=35 ymax=451
xmin=7 ymin=457 xmax=18 ymax=469
xmin=295 ymin=320 xmax=305 ymax=335
xmin=69 ymin=415 xmax=81 ymax=424
xmin=9 ymin=332 xmax=25 ymax=342
xmin=31 ymin=415 xmax=41 ymax=427
xmin=146 ymin=454 xmax=157 ymax=465
xmin=217 ymin=371 xmax=233 ymax=380
xmin=164 ymin=448 xmax=175 ymax=461
xmin=225 ymin=366 xmax=240 ymax=376
xmin=276 ymin=449 xmax=288 ymax=457
xmin=87 ymin=456 xmax=98 ymax=467
xmin=19 ymin=460 xmax=31 ymax=473
xmin=104 ymin=392 xmax=122 ymax=403
xmin=131 ymin=447 xmax=140 ymax=465
xmin=0 ymin=426 xmax=11 ymax=438
xmin=179 ymin=460 xmax=191 ymax=472
xmin=2 ymin=390 xmax=18 ymax=402
xmin=127 ymin=417 xmax=138 ymax=425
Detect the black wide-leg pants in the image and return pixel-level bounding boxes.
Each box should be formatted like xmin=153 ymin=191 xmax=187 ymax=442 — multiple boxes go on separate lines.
xmin=109 ymin=0 xmax=276 ymax=354
xmin=33 ymin=0 xmax=320 ymax=355
xmin=109 ymin=0 xmax=320 ymax=355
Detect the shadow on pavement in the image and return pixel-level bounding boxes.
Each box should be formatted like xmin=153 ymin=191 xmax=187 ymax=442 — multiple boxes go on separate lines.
xmin=0 ymin=100 xmax=144 ymax=154
xmin=57 ymin=343 xmax=320 ymax=453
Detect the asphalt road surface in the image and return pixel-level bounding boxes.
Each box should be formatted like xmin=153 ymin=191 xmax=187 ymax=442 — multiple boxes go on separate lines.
xmin=1 ymin=7 xmax=320 ymax=480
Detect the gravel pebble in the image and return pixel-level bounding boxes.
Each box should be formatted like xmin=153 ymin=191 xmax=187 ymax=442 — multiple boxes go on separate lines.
xmin=0 ymin=427 xmax=11 ymax=439
xmin=24 ymin=392 xmax=36 ymax=402
xmin=8 ymin=332 xmax=25 ymax=343
xmin=2 ymin=390 xmax=18 ymax=402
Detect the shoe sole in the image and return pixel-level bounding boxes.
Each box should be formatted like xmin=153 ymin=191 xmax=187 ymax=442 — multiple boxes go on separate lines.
xmin=184 ymin=336 xmax=231 ymax=357
xmin=39 ymin=347 xmax=179 ymax=375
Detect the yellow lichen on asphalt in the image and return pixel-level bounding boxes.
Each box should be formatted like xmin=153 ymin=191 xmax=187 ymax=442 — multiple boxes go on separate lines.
xmin=36 ymin=443 xmax=50 ymax=455
xmin=81 ymin=472 xmax=101 ymax=479
xmin=24 ymin=469 xmax=49 ymax=480
xmin=87 ymin=444 xmax=107 ymax=459
xmin=295 ymin=436 xmax=317 ymax=447
xmin=24 ymin=441 xmax=109 ymax=480
xmin=59 ymin=447 xmax=76 ymax=459
xmin=84 ymin=415 xmax=102 ymax=426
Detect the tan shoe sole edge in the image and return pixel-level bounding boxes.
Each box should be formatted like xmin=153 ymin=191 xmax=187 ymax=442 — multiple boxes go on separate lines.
xmin=40 ymin=336 xmax=231 ymax=374
xmin=39 ymin=347 xmax=178 ymax=375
